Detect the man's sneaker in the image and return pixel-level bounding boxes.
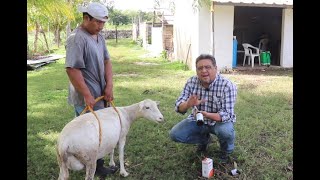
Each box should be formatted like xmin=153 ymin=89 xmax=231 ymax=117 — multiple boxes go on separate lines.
xmin=219 ymin=152 xmax=237 ymax=164
xmin=219 ymin=152 xmax=230 ymax=163
xmin=95 ymin=159 xmax=118 ymax=177
xmin=95 ymin=166 xmax=118 ymax=177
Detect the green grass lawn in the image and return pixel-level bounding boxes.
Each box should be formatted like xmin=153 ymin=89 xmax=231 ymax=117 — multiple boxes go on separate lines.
xmin=27 ymin=38 xmax=293 ymax=180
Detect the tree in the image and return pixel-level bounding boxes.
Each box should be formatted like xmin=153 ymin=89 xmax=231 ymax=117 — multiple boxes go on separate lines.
xmin=108 ymin=9 xmax=130 ymax=43
xmin=28 ymin=0 xmax=52 ymax=54
xmin=192 ymin=0 xmax=211 ymax=12
xmin=27 ymin=0 xmax=75 ymax=55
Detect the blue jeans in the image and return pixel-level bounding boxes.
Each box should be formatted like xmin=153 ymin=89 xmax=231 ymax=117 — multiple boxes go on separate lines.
xmin=74 ymin=105 xmax=105 ymax=117
xmin=169 ymin=118 xmax=235 ymax=154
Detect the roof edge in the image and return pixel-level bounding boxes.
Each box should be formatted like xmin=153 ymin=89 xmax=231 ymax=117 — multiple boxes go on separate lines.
xmin=214 ymin=2 xmax=292 ymax=8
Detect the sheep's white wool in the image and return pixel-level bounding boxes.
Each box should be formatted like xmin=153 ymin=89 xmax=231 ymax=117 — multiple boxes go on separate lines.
xmin=56 ymin=99 xmax=164 ymax=180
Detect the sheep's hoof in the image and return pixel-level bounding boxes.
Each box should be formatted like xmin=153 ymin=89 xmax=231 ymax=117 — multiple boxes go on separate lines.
xmin=120 ymin=171 xmax=129 ymax=177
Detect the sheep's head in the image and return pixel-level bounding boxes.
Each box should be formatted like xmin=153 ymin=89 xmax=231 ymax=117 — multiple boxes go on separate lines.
xmin=138 ymin=99 xmax=164 ymax=123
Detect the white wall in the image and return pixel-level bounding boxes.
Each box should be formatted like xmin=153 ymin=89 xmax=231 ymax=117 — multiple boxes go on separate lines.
xmin=132 ymin=24 xmax=137 ymax=41
xmin=151 ymin=27 xmax=163 ymax=55
xmin=191 ymin=4 xmax=212 ymax=71
xmin=213 ymin=5 xmax=234 ymax=70
xmin=140 ymin=22 xmax=147 ymax=49
xmin=280 ymin=8 xmax=293 ymax=67
xmin=173 ymin=0 xmax=212 ymax=71
xmin=173 ymin=0 xmax=195 ymax=68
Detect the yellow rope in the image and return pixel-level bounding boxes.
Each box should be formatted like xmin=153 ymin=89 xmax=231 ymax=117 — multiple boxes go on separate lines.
xmin=109 ymin=101 xmax=122 ymax=128
xmin=79 ymin=96 xmax=121 ymax=147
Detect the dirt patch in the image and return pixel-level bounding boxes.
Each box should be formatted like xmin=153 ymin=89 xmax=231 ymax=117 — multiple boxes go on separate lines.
xmin=114 ymin=73 xmax=139 ymax=77
xmin=28 ymin=55 xmax=52 ymax=60
xmin=228 ymin=67 xmax=293 ymax=76
xmin=239 ymin=83 xmax=258 ymax=90
xmin=134 ymin=62 xmax=159 ymax=66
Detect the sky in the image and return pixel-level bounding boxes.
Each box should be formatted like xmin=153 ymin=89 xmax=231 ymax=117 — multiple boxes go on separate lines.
xmin=114 ymin=0 xmax=155 ymax=11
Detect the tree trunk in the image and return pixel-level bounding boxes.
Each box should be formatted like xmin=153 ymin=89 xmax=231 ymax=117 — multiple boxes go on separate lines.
xmin=115 ymin=26 xmax=118 ymax=43
xmin=34 ymin=21 xmax=40 ymax=53
xmin=66 ymin=0 xmax=72 ymax=38
xmin=137 ymin=15 xmax=140 ymax=38
xmin=27 ymin=33 xmax=30 ymax=59
xmin=54 ymin=28 xmax=61 ymax=48
xmin=40 ymin=26 xmax=50 ymax=53
xmin=57 ymin=29 xmax=60 ymax=48
xmin=153 ymin=10 xmax=155 ymax=26
xmin=66 ymin=21 xmax=71 ymax=38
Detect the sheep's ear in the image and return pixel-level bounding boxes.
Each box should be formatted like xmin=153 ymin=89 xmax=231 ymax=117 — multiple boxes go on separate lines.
xmin=156 ymin=101 xmax=160 ymax=106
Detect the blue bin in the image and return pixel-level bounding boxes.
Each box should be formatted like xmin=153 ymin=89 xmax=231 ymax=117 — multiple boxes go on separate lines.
xmin=232 ymin=37 xmax=237 ymax=68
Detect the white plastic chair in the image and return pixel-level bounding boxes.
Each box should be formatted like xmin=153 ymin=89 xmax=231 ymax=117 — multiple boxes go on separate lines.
xmin=242 ymin=43 xmax=261 ymax=67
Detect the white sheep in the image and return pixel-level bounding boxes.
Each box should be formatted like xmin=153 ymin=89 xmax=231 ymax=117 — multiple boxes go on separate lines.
xmin=56 ymin=99 xmax=164 ymax=180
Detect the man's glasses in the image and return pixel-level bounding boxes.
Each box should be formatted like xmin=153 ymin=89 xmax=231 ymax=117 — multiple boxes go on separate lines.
xmin=197 ymin=65 xmax=213 ymax=71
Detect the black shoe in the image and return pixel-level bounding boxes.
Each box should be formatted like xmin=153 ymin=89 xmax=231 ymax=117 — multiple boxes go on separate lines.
xmin=219 ymin=152 xmax=229 ymax=163
xmin=95 ymin=159 xmax=118 ymax=177
xmin=219 ymin=152 xmax=237 ymax=164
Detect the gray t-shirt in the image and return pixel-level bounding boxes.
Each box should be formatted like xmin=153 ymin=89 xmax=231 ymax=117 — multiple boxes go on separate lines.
xmin=65 ymin=27 xmax=110 ymax=108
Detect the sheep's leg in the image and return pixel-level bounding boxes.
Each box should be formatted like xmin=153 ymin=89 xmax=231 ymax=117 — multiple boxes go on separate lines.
xmin=57 ymin=147 xmax=69 ymax=180
xmin=118 ymin=137 xmax=129 ymax=177
xmin=82 ymin=151 xmax=98 ymax=180
xmin=57 ymin=159 xmax=69 ymax=180
xmin=109 ymin=149 xmax=116 ymax=167
xmin=85 ymin=160 xmax=97 ymax=180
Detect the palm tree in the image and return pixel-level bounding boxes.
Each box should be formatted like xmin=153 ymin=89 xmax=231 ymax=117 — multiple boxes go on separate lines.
xmin=27 ymin=0 xmax=76 ymax=56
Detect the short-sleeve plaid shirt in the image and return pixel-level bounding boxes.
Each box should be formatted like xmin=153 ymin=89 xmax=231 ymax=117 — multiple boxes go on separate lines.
xmin=175 ymin=73 xmax=237 ymax=125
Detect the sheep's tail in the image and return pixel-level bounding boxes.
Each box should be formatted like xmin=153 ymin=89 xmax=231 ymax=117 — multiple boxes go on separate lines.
xmin=56 ymin=141 xmax=69 ymax=180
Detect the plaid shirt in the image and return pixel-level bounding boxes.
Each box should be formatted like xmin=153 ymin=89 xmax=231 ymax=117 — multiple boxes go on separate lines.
xmin=175 ymin=73 xmax=237 ymax=125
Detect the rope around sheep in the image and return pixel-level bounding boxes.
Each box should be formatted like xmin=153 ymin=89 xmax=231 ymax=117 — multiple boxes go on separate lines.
xmin=80 ymin=96 xmax=122 ymax=147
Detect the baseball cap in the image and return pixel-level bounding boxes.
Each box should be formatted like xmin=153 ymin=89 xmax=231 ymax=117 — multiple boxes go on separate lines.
xmin=78 ymin=2 xmax=108 ymax=22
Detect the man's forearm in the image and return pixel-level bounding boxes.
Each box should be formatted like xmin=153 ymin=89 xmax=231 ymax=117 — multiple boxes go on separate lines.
xmin=203 ymin=112 xmax=222 ymax=122
xmin=177 ymin=101 xmax=191 ymax=113
xmin=104 ymin=60 xmax=113 ymax=88
xmin=66 ymin=68 xmax=91 ymax=97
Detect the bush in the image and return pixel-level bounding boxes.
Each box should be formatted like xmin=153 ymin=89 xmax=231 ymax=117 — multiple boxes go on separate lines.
xmin=161 ymin=50 xmax=168 ymax=60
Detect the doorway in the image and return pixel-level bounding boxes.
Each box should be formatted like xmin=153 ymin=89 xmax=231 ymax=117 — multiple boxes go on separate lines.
xmin=234 ymin=6 xmax=282 ymax=66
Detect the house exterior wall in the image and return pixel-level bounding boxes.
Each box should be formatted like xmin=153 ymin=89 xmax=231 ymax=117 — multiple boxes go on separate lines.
xmin=213 ymin=5 xmax=234 ymax=70
xmin=151 ymin=27 xmax=163 ymax=55
xmin=132 ymin=23 xmax=138 ymax=41
xmin=173 ymin=0 xmax=212 ymax=71
xmin=280 ymin=8 xmax=293 ymax=67
xmin=140 ymin=22 xmax=148 ymax=49
xmin=173 ymin=0 xmax=195 ymax=68
xmin=191 ymin=4 xmax=212 ymax=71
xmin=174 ymin=1 xmax=292 ymax=70
xmin=163 ymin=25 xmax=173 ymax=51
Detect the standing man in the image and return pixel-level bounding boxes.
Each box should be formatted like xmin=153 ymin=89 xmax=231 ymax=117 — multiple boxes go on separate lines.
xmin=169 ymin=54 xmax=237 ymax=163
xmin=65 ymin=2 xmax=116 ymax=177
